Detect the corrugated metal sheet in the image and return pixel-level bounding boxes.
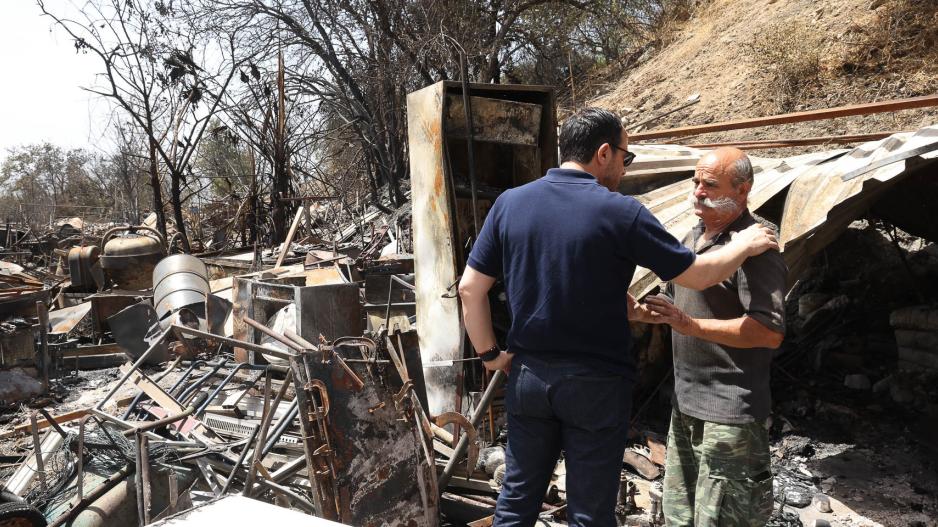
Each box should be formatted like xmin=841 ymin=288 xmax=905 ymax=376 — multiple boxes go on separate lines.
xmin=779 ymin=125 xmax=938 ymax=280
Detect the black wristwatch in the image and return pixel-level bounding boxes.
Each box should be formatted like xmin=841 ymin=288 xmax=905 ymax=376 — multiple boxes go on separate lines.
xmin=478 ymin=344 xmax=501 ymax=363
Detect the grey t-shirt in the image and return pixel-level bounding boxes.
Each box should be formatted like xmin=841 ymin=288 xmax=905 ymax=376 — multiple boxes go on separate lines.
xmin=665 ymin=210 xmax=787 ymax=424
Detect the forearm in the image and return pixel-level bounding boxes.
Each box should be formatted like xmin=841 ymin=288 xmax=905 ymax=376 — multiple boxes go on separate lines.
xmin=673 ymin=241 xmax=749 ymax=290
xmin=462 ymin=292 xmax=497 ymax=354
xmin=678 ymin=316 xmax=783 ymax=349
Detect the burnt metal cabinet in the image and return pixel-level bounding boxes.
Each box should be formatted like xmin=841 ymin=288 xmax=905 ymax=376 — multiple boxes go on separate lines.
xmin=407 ymin=81 xmax=557 ymax=416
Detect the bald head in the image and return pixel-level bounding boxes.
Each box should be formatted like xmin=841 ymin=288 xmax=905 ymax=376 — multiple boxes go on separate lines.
xmin=698 ymin=147 xmax=753 ymax=189
xmin=691 ymin=147 xmax=753 ymax=229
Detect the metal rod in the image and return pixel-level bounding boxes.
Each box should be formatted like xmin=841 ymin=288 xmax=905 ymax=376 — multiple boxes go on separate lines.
xmin=36 ymin=301 xmax=49 ymax=391
xmin=244 ymin=370 xmax=293 ymax=496
xmin=140 ymin=433 xmax=152 ymax=525
xmin=123 ymin=399 xmax=199 ymax=436
xmin=243 ymin=315 xmax=303 ymax=353
xmin=685 ymin=131 xmax=904 ymax=150
xmin=459 ymin=52 xmax=480 ymax=237
xmin=171 ymin=325 xmax=296 ymax=361
xmin=124 ymin=357 xmax=193 ymax=419
xmin=197 ymin=363 xmax=268 ymax=416
xmin=95 ymin=326 xmax=173 ymax=411
xmin=270 ymin=454 xmax=307 ymax=484
xmin=167 ymin=469 xmax=178 ymax=516
xmin=176 ymin=359 xmax=228 ymax=405
xmin=134 ymin=433 xmax=145 ymax=527
xmin=284 ymin=329 xmax=364 ymax=390
xmin=37 ymin=408 xmax=68 ymax=439
xmin=221 ymin=423 xmax=260 ymax=495
xmin=383 ymin=275 xmax=394 ymax=330
xmin=76 ymin=417 xmax=86 ymax=502
xmin=261 ymin=399 xmax=299 ymax=457
xmin=438 ymin=369 xmax=506 ymax=490
xmin=390 ymin=274 xmax=415 ymax=290
xmin=29 ymin=412 xmax=47 ymax=493
xmin=631 ymin=93 xmax=938 ymax=141
xmin=242 ymin=372 xmax=272 ymax=496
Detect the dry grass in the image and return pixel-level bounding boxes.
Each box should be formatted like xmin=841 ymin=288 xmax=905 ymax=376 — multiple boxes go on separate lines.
xmin=653 ymin=0 xmax=709 ymax=49
xmin=747 ymin=21 xmax=822 ymax=112
xmin=845 ymin=0 xmax=938 ymax=73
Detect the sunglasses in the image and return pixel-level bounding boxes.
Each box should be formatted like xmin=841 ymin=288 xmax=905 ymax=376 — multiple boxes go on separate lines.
xmin=609 ymin=143 xmax=636 ymax=167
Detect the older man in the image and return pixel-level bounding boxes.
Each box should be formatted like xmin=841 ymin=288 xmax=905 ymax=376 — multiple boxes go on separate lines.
xmin=645 ymin=147 xmax=787 ymax=527
xmin=459 ymin=112 xmax=780 ymax=527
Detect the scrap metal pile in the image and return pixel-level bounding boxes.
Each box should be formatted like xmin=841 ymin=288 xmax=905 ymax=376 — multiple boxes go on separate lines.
xmin=0 ymin=198 xmax=471 ymax=526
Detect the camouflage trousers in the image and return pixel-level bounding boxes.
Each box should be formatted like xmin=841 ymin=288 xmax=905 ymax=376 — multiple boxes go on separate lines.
xmin=662 ymin=408 xmax=773 ymax=527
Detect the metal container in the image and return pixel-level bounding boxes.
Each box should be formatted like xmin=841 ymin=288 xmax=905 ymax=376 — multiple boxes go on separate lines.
xmin=100 ymin=226 xmax=166 ymax=290
xmin=67 ymin=245 xmax=100 ymax=292
xmin=152 ymin=254 xmax=209 ymax=319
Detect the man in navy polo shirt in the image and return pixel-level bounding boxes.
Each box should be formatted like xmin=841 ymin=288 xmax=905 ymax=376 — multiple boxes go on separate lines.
xmin=458 ymin=107 xmax=778 ymax=527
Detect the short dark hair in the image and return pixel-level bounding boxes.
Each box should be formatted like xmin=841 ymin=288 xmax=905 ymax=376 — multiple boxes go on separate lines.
xmin=559 ymin=107 xmax=623 ymax=164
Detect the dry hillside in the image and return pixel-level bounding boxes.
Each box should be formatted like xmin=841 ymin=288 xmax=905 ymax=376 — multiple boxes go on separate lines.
xmin=589 ymin=0 xmax=938 ymax=153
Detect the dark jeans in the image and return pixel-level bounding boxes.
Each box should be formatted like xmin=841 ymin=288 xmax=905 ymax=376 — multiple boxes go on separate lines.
xmin=494 ymin=354 xmax=633 ymax=527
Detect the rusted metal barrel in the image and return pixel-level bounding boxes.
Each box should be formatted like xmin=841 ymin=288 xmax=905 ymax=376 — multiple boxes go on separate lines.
xmin=67 ymin=245 xmax=100 ymax=292
xmin=152 ymin=254 xmax=209 ymax=320
xmin=99 ymin=226 xmax=166 ymax=290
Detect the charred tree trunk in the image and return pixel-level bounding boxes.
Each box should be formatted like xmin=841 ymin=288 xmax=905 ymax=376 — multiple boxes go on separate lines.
xmin=148 ymin=138 xmax=167 ymax=238
xmin=169 ymin=171 xmax=191 ymax=252
xmin=270 ymin=167 xmax=288 ymax=243
xmin=270 ymin=51 xmax=290 ymax=243
xmin=248 ymin=151 xmax=258 ymax=244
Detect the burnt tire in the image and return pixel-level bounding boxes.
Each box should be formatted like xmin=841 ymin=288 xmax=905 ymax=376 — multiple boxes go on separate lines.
xmin=0 ymin=502 xmax=46 ymax=527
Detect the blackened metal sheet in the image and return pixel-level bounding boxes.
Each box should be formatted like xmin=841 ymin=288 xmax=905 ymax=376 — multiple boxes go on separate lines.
xmin=292 ymin=343 xmax=439 ymax=527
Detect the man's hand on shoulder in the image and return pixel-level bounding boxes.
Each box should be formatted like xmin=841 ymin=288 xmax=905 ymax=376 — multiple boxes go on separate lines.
xmin=730 ymin=223 xmax=779 ymax=257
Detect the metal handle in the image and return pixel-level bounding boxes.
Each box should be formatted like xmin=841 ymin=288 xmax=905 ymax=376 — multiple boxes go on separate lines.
xmin=100 ymin=225 xmax=167 ymax=252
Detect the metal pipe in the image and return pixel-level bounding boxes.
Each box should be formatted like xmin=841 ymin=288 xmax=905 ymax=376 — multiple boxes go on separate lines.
xmin=631 ymin=93 xmax=938 ymax=141
xmin=48 ymin=464 xmax=134 ymax=527
xmin=244 ymin=370 xmax=293 ymax=496
xmin=139 ymin=433 xmax=152 ymax=526
xmin=261 ymin=398 xmax=299 ymax=457
xmin=123 ymin=357 xmax=193 ymax=419
xmin=122 ymin=393 xmax=205 ymax=436
xmin=29 ymin=412 xmax=47 ymax=493
xmin=171 ymin=325 xmax=295 ymax=361
xmin=390 ymin=274 xmax=415 ymax=290
xmin=284 ymin=329 xmax=364 ymax=390
xmin=36 ymin=301 xmax=50 ymax=390
xmin=76 ymin=417 xmax=86 ymax=502
xmin=196 ymin=363 xmax=268 ymax=416
xmin=243 ymin=315 xmax=304 ymax=353
xmin=270 ymin=455 xmax=307 ymax=484
xmin=383 ymin=274 xmax=394 ymax=330
xmin=176 ymin=359 xmax=228 ymax=405
xmin=221 ymin=424 xmax=260 ymax=495
xmin=438 ymin=369 xmax=506 ymax=490
xmin=458 ymin=52 xmax=480 ymax=238
xmin=96 ymin=326 xmax=173 ymax=411
xmin=134 ymin=433 xmax=145 ymax=527
xmin=37 ymin=407 xmax=68 ymax=439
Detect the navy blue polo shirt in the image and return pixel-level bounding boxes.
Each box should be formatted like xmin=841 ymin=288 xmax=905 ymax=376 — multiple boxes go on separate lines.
xmin=467 ymin=168 xmax=696 ymax=376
